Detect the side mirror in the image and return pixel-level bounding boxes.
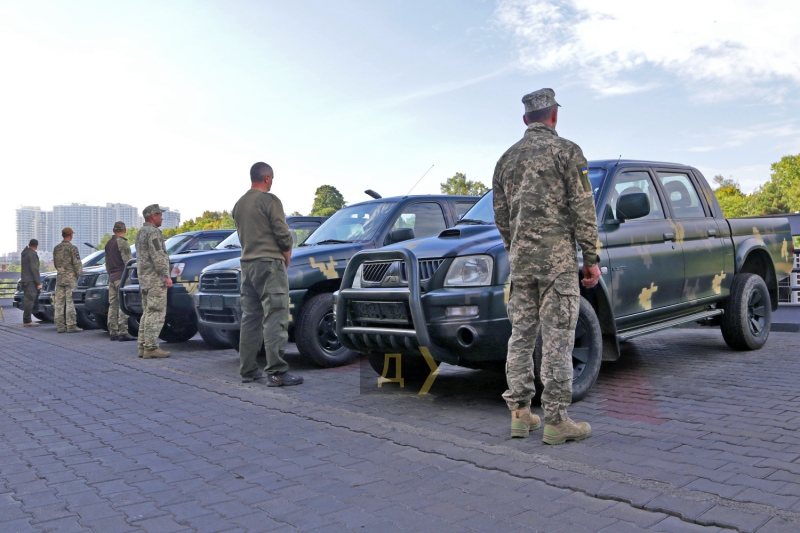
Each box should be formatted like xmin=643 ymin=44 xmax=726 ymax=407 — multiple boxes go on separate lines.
xmin=616 ymin=192 xmax=650 ymax=222
xmin=389 ymin=227 xmax=414 ymax=244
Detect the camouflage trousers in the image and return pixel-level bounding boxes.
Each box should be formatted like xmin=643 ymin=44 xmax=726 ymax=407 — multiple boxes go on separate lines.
xmin=107 ymin=280 xmax=129 ymax=336
xmin=503 ymin=272 xmax=580 ymax=425
xmin=54 ymin=281 xmax=77 ymax=329
xmin=22 ymin=281 xmax=39 ymax=324
xmin=138 ymin=286 xmax=166 ymax=350
xmin=239 ymin=258 xmax=289 ymax=377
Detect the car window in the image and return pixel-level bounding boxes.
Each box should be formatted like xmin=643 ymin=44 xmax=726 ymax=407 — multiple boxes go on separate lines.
xmin=82 ymin=249 xmax=105 ymax=266
xmin=189 ymin=235 xmax=226 ymax=251
xmin=608 ymin=171 xmax=664 ymax=220
xmin=657 ymin=172 xmax=706 ymax=219
xmin=305 ymin=202 xmax=396 ymax=244
xmin=392 ymin=202 xmax=447 ymax=239
xmin=455 ymin=202 xmax=476 ymax=219
xmin=216 ymin=232 xmax=240 ymax=249
xmin=289 ymin=222 xmax=321 ymax=247
xmin=164 ymin=235 xmax=192 ymax=255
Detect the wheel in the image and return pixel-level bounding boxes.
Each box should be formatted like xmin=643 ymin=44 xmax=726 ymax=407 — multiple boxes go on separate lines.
xmin=720 ymin=273 xmax=771 ymax=350
xmin=296 ymin=293 xmax=357 ymax=367
xmin=127 ymin=316 xmax=140 ymax=336
xmin=366 ymin=351 xmax=436 ymax=381
xmin=95 ymin=313 xmax=109 ymax=331
xmin=76 ymin=308 xmax=100 ymax=330
xmin=33 ymin=311 xmax=48 ymax=322
xmin=198 ymin=322 xmax=231 ymax=349
xmin=42 ymin=306 xmax=55 ymax=323
xmin=227 ymin=329 xmax=240 ymax=352
xmin=534 ymin=296 xmax=603 ymax=402
xmin=158 ymin=318 xmax=199 ymax=343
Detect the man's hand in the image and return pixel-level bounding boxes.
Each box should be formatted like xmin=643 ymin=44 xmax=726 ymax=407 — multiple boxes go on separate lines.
xmin=37 ymin=284 xmax=42 ymax=290
xmin=581 ymin=264 xmax=601 ymax=289
xmin=165 ymin=277 xmax=173 ymax=288
xmin=283 ymin=250 xmax=292 ymax=269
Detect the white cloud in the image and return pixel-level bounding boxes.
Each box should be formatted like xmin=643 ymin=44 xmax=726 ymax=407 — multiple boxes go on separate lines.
xmin=687 ymin=121 xmax=800 ymax=153
xmin=494 ymin=0 xmax=800 ymax=98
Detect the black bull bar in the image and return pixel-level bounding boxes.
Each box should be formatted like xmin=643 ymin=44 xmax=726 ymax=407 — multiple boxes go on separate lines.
xmin=335 ymin=248 xmax=457 ymax=365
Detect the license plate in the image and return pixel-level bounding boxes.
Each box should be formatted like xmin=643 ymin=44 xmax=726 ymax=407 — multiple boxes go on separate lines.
xmin=199 ymin=294 xmax=224 ymax=310
xmin=352 ymin=301 xmax=409 ymax=323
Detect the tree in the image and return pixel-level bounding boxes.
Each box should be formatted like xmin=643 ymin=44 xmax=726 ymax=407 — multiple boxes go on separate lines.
xmin=163 ymin=211 xmax=235 ymax=238
xmin=751 ymin=154 xmax=800 ymax=215
xmin=440 ymin=173 xmax=488 ymax=196
xmin=712 ymin=175 xmax=755 ymax=218
xmin=310 ymin=186 xmax=346 ymax=217
xmin=288 ymin=210 xmax=304 ymax=216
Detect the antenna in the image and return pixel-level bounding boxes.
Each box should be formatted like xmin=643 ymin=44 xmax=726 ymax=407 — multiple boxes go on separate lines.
xmin=405 ymin=165 xmax=434 ymax=197
xmin=615 ymin=155 xmax=622 ymax=167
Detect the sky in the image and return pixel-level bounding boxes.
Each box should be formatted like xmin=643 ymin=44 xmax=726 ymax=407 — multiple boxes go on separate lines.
xmin=1 ymin=0 xmax=799 ymax=253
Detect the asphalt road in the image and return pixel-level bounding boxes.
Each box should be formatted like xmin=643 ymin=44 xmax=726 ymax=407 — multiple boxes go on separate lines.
xmin=2 ymin=305 xmax=799 ymax=532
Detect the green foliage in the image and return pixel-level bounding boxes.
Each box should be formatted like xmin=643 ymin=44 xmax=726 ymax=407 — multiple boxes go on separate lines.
xmin=310 ymin=186 xmax=346 ymax=216
xmin=98 ymin=233 xmax=112 ymax=249
xmin=712 ymin=153 xmax=800 ymax=218
xmin=440 ymin=173 xmax=488 ymax=196
xmin=5 ymin=264 xmax=21 ymax=272
xmin=288 ymin=210 xmax=304 ymax=217
xmin=163 ymin=211 xmax=235 ymax=238
xmin=712 ymin=175 xmax=756 ymax=218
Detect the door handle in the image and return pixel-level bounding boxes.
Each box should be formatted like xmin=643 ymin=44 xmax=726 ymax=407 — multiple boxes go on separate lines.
xmin=707 ymin=229 xmax=717 ymax=237
xmin=663 ymin=232 xmax=674 ymax=241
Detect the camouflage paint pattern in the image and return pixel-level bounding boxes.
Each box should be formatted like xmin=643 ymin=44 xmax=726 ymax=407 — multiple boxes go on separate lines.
xmin=135 ymin=223 xmax=169 ymax=291
xmin=137 ymin=286 xmax=167 ymax=350
xmin=53 ymin=239 xmax=82 ymax=330
xmin=107 ymin=279 xmax=129 ymax=336
xmin=503 ymin=273 xmax=578 ymax=425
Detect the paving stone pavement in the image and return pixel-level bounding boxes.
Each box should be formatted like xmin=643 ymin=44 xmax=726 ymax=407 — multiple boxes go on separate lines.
xmin=2 ymin=306 xmax=798 ymax=532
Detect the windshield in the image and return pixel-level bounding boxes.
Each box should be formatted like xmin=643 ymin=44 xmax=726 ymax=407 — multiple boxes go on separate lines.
xmin=589 ymin=168 xmax=607 ymax=200
xmin=303 ymin=202 xmax=396 ymax=245
xmin=165 ymin=235 xmax=192 ymax=255
xmin=82 ymin=249 xmax=105 ymax=266
xmin=216 ymin=232 xmax=240 ymax=249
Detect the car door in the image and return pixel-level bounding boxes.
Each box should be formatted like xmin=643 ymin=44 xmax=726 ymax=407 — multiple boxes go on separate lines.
xmin=654 ymin=170 xmax=728 ymax=302
xmin=601 ymin=169 xmax=685 ymax=318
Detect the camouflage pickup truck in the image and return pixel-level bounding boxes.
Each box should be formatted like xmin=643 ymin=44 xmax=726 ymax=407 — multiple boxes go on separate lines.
xmin=335 ymin=160 xmax=794 ymax=400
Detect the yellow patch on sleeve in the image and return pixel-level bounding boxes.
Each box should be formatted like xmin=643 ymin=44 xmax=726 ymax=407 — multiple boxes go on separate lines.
xmin=579 ymin=167 xmax=591 ymax=193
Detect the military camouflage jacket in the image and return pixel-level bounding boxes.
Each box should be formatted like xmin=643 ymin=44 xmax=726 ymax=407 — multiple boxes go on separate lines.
xmin=135 ymin=222 xmax=169 ymax=290
xmin=492 ymin=122 xmax=599 ymax=276
xmin=53 ymin=240 xmax=82 ymax=286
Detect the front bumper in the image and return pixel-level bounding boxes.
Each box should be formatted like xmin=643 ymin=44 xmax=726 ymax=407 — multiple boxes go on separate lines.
xmin=84 ymin=286 xmax=110 ymax=315
xmin=195 ymin=289 xmax=306 ymax=331
xmin=120 ymin=283 xmax=195 ymax=318
xmin=335 ymin=249 xmax=510 ymax=366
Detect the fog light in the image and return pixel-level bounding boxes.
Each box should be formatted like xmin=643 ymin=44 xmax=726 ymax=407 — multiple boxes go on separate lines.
xmin=445 ymin=306 xmax=478 ymax=318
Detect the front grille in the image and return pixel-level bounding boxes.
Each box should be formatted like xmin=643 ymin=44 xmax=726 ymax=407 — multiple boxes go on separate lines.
xmin=362 ymin=262 xmax=392 ymax=282
xmin=401 ymin=259 xmax=444 ymax=282
xmin=198 ymin=308 xmax=237 ymax=324
xmin=200 ymin=272 xmax=239 ymax=292
xmin=77 ymin=274 xmax=95 ymax=288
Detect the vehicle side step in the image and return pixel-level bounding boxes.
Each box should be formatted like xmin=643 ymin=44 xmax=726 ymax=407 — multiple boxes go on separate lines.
xmin=617 ymin=309 xmax=724 ymax=342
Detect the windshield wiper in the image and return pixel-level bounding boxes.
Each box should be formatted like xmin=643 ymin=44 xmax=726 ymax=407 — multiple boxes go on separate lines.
xmin=223 ymin=244 xmax=241 ymax=249
xmin=456 ymin=218 xmax=489 ymax=225
xmin=313 ymin=239 xmax=353 ymax=245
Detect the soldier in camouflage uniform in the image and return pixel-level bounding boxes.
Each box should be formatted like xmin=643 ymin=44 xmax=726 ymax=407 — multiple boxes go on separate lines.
xmin=105 ymin=221 xmax=136 ymax=341
xmin=493 ymin=88 xmax=601 ymax=445
xmin=53 ymin=228 xmax=83 ymax=333
xmin=135 ymin=205 xmax=172 ymax=359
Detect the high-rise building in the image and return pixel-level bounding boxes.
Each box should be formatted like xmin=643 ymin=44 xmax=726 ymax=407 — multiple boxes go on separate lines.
xmin=160 ymin=207 xmax=181 ymax=230
xmin=16 ymin=203 xmax=152 ymax=256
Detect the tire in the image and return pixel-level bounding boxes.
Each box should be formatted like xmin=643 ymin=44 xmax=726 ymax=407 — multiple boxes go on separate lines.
xmin=198 ymin=322 xmax=231 ymax=349
xmin=76 ymin=308 xmax=100 ymax=330
xmin=42 ymin=306 xmax=55 ymax=323
xmin=534 ymin=296 xmax=603 ymax=402
xmin=33 ymin=311 xmax=48 ymax=322
xmin=128 ymin=316 xmax=140 ymax=336
xmin=95 ymin=313 xmax=109 ymax=331
xmin=158 ymin=317 xmax=199 ymax=343
xmin=296 ymin=293 xmax=357 ymax=368
xmin=227 ymin=329 xmax=240 ymax=352
xmin=366 ymin=351 xmax=436 ymax=382
xmin=720 ymin=273 xmax=771 ymax=351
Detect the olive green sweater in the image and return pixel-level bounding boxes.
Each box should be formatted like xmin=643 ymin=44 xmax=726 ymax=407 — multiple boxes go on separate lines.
xmin=232 ymin=189 xmax=293 ymax=262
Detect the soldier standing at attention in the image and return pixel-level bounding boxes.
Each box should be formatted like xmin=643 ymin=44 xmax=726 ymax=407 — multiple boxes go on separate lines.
xmin=53 ymin=228 xmax=83 ymax=333
xmin=493 ymin=88 xmax=601 ymax=445
xmin=105 ymin=221 xmax=136 ymax=342
xmin=135 ymin=205 xmax=172 ymax=359
xmin=21 ymin=238 xmax=42 ymax=327
xmin=232 ymin=162 xmax=303 ymax=386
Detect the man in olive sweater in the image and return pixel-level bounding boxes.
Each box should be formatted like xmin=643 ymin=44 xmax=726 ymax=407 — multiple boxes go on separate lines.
xmin=232 ymin=162 xmax=303 ymax=386
xmin=21 ymin=239 xmax=42 ymax=326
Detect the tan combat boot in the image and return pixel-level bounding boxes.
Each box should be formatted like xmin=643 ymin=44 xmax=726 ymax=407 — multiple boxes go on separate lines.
xmin=143 ymin=348 xmax=170 ymax=359
xmin=138 ymin=346 xmax=144 ymax=358
xmin=542 ymin=418 xmax=591 ymax=445
xmin=66 ymin=326 xmax=83 ymax=333
xmin=510 ymin=407 xmax=541 ymax=438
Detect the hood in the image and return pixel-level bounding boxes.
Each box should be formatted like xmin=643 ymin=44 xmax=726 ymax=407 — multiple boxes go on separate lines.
xmin=170 ymin=247 xmax=242 ymax=269
xmin=202 ymin=255 xmax=243 ymax=273
xmin=82 ymin=266 xmax=107 ymax=274
xmin=381 ymin=225 xmax=503 ymax=259
xmin=201 ymin=242 xmax=370 ymax=274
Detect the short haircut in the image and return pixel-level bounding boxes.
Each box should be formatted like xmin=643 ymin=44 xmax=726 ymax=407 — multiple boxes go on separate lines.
xmin=525 ymin=104 xmax=558 ymax=124
xmin=250 ymin=162 xmax=274 ymax=183
xmin=29 ymin=239 xmax=38 ymax=247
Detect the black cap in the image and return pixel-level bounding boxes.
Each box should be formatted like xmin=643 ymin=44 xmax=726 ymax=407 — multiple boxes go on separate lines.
xmin=29 ymin=239 xmax=39 ymax=247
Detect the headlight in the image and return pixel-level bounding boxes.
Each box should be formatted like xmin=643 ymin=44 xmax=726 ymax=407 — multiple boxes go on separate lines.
xmin=444 ymin=255 xmax=494 ymax=287
xmin=351 ymin=264 xmax=364 ymax=289
xmin=170 ymin=263 xmax=185 ymax=278
xmin=95 ymin=274 xmax=109 ymax=286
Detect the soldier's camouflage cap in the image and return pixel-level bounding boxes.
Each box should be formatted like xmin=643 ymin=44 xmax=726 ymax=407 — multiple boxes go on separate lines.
xmin=142 ymin=204 xmax=163 ymax=218
xmin=62 ymin=227 xmax=74 ymax=236
xmin=522 ymin=88 xmax=561 ymax=113
xmin=113 ymin=221 xmax=126 ymax=232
